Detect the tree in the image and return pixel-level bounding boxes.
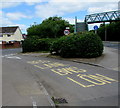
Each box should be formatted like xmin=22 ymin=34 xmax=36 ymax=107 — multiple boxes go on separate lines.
xmin=27 ymin=16 xmax=74 ymax=38
xmin=97 ymin=22 xmax=120 ymax=41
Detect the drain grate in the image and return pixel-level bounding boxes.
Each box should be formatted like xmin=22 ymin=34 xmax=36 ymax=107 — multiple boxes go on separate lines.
xmin=52 ymin=97 xmax=68 ymax=104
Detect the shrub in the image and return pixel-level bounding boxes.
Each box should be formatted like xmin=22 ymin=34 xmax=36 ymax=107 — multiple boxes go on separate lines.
xmin=22 ymin=37 xmax=37 ymax=52
xmin=50 ymin=36 xmax=68 ymax=54
xmin=37 ymin=38 xmax=53 ymax=51
xmin=22 ymin=37 xmax=55 ymax=53
xmin=50 ymin=32 xmax=104 ymax=58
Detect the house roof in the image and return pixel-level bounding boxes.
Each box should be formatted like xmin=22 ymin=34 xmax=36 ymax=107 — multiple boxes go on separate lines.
xmin=0 ymin=26 xmax=19 ymax=34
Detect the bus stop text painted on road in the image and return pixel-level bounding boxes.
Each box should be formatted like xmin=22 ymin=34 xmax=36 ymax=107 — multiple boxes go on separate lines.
xmin=27 ymin=60 xmax=118 ymax=88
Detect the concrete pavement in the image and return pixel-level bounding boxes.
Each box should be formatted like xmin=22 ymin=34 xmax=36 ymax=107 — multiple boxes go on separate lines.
xmin=2 ymin=54 xmax=55 ymax=107
xmin=68 ymin=47 xmax=119 ymax=71
xmin=103 ymin=41 xmax=120 ymax=50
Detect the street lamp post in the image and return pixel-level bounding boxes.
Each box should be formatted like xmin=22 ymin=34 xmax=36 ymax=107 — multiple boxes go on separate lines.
xmin=104 ymin=22 xmax=107 ymax=41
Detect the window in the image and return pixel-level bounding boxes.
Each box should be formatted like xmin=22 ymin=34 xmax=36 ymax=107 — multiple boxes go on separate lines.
xmin=7 ymin=34 xmax=11 ymax=37
xmin=0 ymin=35 xmax=3 ymax=37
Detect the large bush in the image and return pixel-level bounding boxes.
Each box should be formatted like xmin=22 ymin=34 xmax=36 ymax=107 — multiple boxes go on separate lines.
xmin=22 ymin=37 xmax=55 ymax=53
xmin=50 ymin=32 xmax=104 ymax=58
xmin=27 ymin=16 xmax=74 ymax=38
xmin=50 ymin=36 xmax=68 ymax=54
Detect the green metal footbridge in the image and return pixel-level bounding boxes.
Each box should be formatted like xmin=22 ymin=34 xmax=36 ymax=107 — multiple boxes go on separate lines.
xmin=85 ymin=10 xmax=120 ymax=24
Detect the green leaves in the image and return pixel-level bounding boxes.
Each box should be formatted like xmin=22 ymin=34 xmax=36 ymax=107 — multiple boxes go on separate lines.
xmin=97 ymin=22 xmax=120 ymax=41
xmin=50 ymin=32 xmax=104 ymax=58
xmin=22 ymin=38 xmax=56 ymax=53
xmin=27 ymin=16 xmax=74 ymax=38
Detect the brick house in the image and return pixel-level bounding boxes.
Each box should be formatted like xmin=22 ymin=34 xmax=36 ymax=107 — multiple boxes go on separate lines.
xmin=0 ymin=26 xmax=24 ymax=49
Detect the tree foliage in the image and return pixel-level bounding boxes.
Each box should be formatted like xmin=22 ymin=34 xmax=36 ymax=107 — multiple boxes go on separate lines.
xmin=97 ymin=22 xmax=120 ymax=41
xmin=27 ymin=16 xmax=74 ymax=38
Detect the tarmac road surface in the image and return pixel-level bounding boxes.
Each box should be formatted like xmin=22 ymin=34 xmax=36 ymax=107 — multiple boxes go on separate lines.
xmin=2 ymin=48 xmax=119 ymax=107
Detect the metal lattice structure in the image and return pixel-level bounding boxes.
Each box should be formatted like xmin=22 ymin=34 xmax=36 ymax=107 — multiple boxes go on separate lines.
xmin=85 ymin=10 xmax=120 ymax=24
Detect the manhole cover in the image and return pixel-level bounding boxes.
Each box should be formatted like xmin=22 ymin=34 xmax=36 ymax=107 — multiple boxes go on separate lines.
xmin=52 ymin=97 xmax=68 ymax=104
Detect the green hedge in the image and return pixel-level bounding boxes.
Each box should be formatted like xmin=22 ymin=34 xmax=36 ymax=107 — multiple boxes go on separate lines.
xmin=22 ymin=37 xmax=55 ymax=53
xmin=50 ymin=32 xmax=104 ymax=58
xmin=50 ymin=36 xmax=68 ymax=54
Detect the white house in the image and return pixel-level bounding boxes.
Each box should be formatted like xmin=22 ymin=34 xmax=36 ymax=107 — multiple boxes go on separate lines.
xmin=0 ymin=26 xmax=24 ymax=44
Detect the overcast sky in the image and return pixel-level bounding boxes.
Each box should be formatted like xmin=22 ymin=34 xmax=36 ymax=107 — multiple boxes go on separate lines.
xmin=0 ymin=0 xmax=119 ymax=34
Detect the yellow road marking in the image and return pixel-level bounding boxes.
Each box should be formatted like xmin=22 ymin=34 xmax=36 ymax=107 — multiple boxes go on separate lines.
xmin=77 ymin=74 xmax=106 ymax=85
xmin=27 ymin=60 xmax=50 ymax=64
xmin=96 ymin=74 xmax=118 ymax=82
xmin=28 ymin=60 xmax=118 ymax=88
xmin=66 ymin=67 xmax=86 ymax=73
xmin=88 ymin=75 xmax=111 ymax=84
xmin=44 ymin=62 xmax=69 ymax=68
xmin=34 ymin=65 xmax=47 ymax=69
xmin=67 ymin=77 xmax=95 ymax=87
xmin=51 ymin=67 xmax=87 ymax=76
xmin=51 ymin=68 xmax=72 ymax=75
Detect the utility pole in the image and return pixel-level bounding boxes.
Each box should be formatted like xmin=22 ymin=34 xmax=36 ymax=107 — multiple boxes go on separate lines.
xmin=74 ymin=16 xmax=77 ymax=33
xmin=104 ymin=22 xmax=107 ymax=41
xmin=118 ymin=1 xmax=120 ymax=10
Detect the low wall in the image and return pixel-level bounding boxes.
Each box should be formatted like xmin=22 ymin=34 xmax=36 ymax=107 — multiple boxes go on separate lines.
xmin=0 ymin=42 xmax=21 ymax=49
